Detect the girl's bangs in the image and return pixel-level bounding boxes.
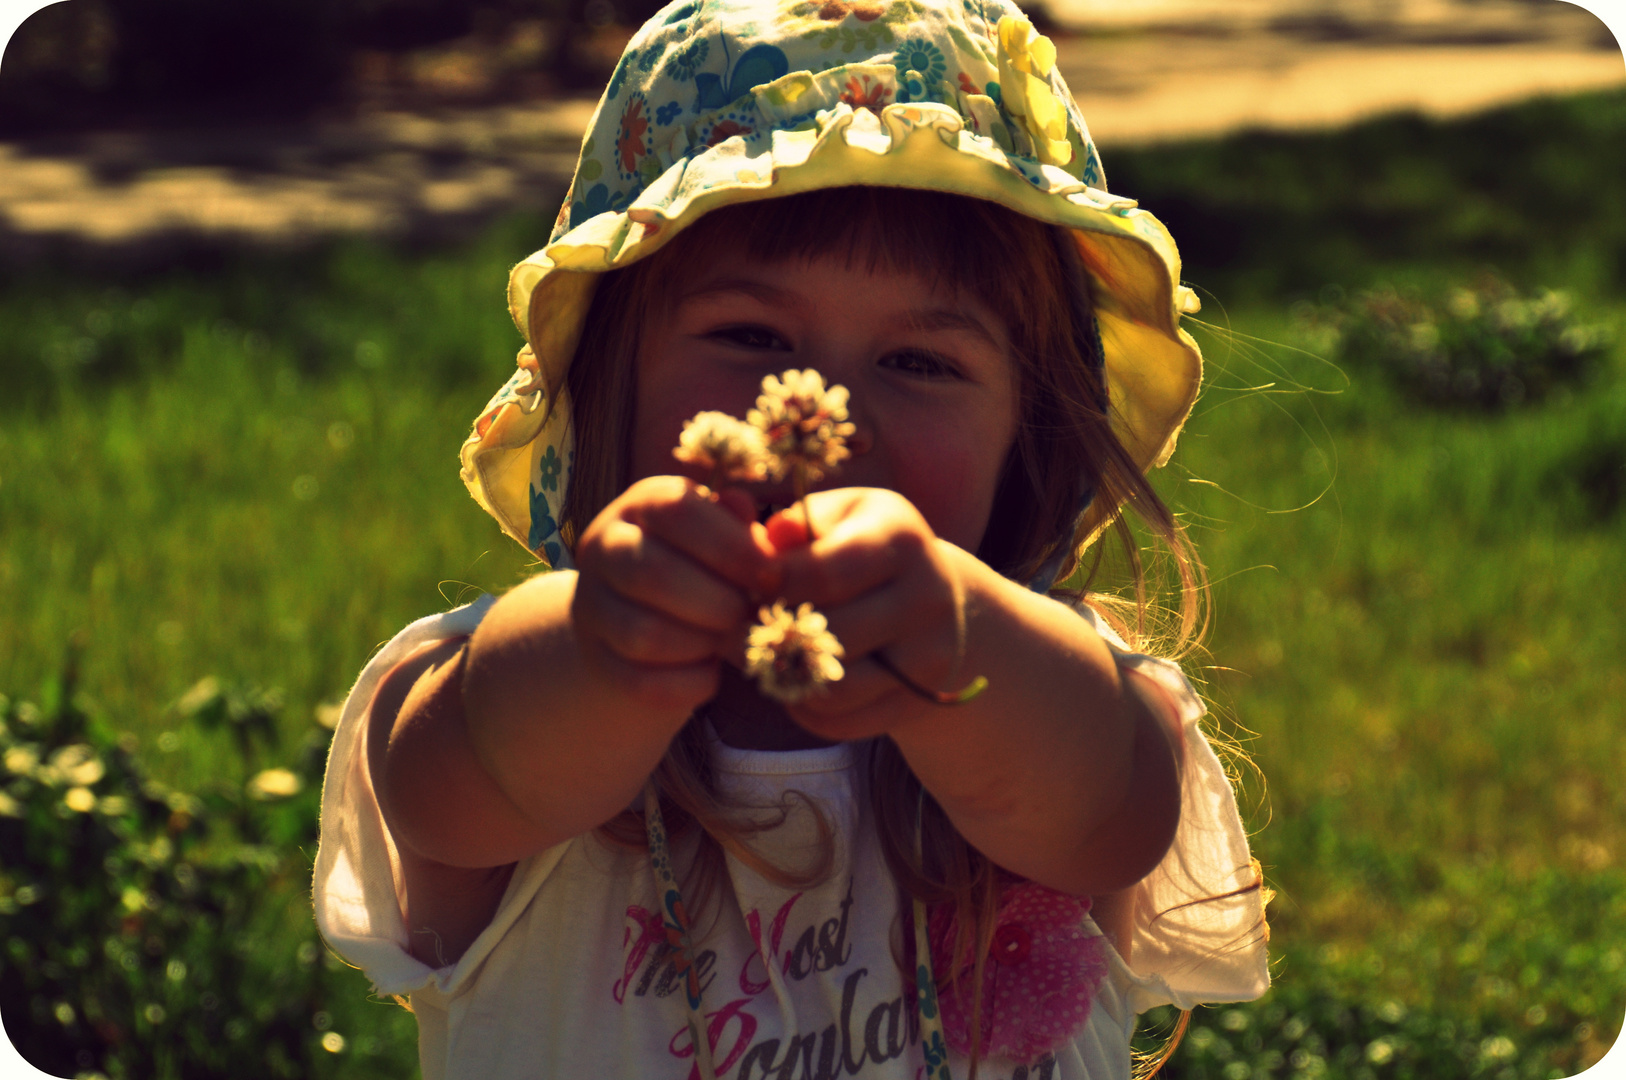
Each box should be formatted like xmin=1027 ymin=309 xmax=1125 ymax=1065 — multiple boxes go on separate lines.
xmin=665 ymin=187 xmax=1049 ymax=323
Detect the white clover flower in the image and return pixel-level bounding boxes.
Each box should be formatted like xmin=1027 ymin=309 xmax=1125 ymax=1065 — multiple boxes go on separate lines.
xmin=672 ymin=410 xmax=771 ymax=482
xmin=745 ymin=601 xmax=846 ymax=704
xmin=247 ymin=767 xmax=303 ymax=800
xmin=4 ymin=746 xmax=38 ymax=776
xmin=96 ymin=795 xmax=131 ymax=817
xmin=48 ymin=744 xmax=105 ymax=787
xmin=747 ymin=369 xmax=856 ymax=484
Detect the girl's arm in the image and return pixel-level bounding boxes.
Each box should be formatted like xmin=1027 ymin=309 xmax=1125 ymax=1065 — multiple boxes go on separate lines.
xmin=370 ymin=478 xmax=775 ymax=960
xmin=368 ymin=577 xmax=682 ymax=966
xmin=888 ymin=551 xmax=1185 ymax=897
xmin=365 ymin=636 xmax=519 ymax=966
xmin=774 ymin=489 xmax=1185 ymax=898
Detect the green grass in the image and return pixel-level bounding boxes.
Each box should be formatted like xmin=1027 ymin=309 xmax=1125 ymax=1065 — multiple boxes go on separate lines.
xmin=1138 ymin=302 xmax=1626 ymax=1078
xmin=4 ymin=90 xmax=1626 ymax=1077
xmin=0 ymin=223 xmax=547 ymax=794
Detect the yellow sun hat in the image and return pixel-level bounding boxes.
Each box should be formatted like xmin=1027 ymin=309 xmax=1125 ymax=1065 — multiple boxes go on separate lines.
xmin=461 ymin=0 xmax=1204 ymax=570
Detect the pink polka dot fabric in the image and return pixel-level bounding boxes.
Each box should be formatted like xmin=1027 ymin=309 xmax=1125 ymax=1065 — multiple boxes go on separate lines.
xmin=927 ymin=882 xmax=1108 ymax=1063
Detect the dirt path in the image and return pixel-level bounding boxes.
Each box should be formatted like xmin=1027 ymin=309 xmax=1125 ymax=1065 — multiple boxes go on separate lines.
xmin=0 ymin=0 xmax=1619 ymax=256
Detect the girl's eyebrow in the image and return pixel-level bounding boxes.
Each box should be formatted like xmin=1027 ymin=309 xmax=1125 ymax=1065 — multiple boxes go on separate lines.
xmin=893 ymin=308 xmax=1005 ymax=350
xmin=676 ymin=278 xmax=803 ymax=310
xmin=679 ymin=280 xmax=1003 ymax=350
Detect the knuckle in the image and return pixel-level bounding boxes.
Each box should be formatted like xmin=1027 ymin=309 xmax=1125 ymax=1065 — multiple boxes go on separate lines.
xmin=648 ymin=474 xmax=698 ymax=509
xmin=581 ymin=519 xmax=637 ymax=570
xmin=574 ymin=523 xmax=609 ymax=566
xmin=615 ymin=547 xmax=669 ymax=598
xmin=886 ymin=523 xmax=930 ymax=562
xmin=616 ymin=608 xmax=671 ymax=661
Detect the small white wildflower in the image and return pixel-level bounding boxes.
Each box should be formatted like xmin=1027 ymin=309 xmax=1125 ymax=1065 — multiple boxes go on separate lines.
xmin=1446 ymin=287 xmax=1480 ymax=321
xmin=1493 ymin=298 xmax=1531 ymax=331
xmin=176 ymin=676 xmax=221 ymax=715
xmin=747 ymin=369 xmax=856 ymax=483
xmin=4 ymin=745 xmax=38 ymax=776
xmin=96 ymin=795 xmax=131 ymax=817
xmin=49 ymin=744 xmax=105 ymax=787
xmin=246 ymin=767 xmax=302 ymax=800
xmin=745 ymin=602 xmax=846 ymax=704
xmin=673 ymin=411 xmax=771 ymax=482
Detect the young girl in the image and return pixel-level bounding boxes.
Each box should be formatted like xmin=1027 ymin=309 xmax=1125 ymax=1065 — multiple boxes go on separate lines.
xmin=315 ymin=1 xmax=1270 ymax=1077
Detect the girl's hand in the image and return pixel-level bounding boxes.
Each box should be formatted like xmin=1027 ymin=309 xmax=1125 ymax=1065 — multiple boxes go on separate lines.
xmin=770 ymin=487 xmax=1182 ymax=897
xmin=572 ymin=476 xmax=780 ymax=716
xmin=767 ymin=487 xmax=973 ymax=739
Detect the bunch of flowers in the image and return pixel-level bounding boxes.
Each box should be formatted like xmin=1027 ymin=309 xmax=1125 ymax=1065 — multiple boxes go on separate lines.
xmin=675 ymin=368 xmax=857 ymax=495
xmin=673 ymin=369 xmax=853 ymax=704
xmin=672 ymin=369 xmax=984 ymax=706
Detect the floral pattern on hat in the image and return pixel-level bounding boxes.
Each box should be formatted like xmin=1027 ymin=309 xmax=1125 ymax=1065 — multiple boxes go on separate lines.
xmin=541 ymin=0 xmax=1103 ymax=249
xmin=616 ymin=93 xmax=653 ymax=179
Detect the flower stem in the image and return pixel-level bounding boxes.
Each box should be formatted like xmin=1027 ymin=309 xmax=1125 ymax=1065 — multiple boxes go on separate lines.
xmin=873 ymin=651 xmax=989 ymax=705
xmin=794 ymin=461 xmax=815 ymax=541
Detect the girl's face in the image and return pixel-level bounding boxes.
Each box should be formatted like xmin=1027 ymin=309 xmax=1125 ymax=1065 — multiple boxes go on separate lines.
xmin=629 ymin=251 xmax=1020 ymax=552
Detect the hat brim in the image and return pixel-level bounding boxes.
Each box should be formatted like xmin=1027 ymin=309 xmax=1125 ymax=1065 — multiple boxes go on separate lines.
xmin=462 ymin=98 xmax=1201 ymax=565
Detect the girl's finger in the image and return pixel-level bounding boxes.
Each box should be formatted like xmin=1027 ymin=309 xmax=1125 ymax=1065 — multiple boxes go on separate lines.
xmin=574 ymin=573 xmax=730 ymax=666
xmin=588 ymin=520 xmax=754 ymax=634
xmin=782 ymin=656 xmax=922 ymax=741
xmin=810 ymin=562 xmax=958 ymax=664
xmin=775 ymin=523 xmax=923 ymax=609
xmin=771 ymin=490 xmax=937 ymax=608
xmin=628 ymin=481 xmax=781 ymax=595
xmin=712 ymin=486 xmax=759 ymax=526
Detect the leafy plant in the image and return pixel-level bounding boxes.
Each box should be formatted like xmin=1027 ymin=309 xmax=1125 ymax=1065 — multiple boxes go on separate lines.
xmin=1137 ymin=940 xmax=1620 ymax=1080
xmin=0 ymin=651 xmax=411 ymax=1079
xmin=1297 ymin=276 xmax=1613 ymax=410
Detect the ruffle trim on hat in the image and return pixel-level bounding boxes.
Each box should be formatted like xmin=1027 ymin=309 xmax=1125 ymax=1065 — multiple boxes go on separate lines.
xmin=464 ymin=67 xmax=1201 ymax=565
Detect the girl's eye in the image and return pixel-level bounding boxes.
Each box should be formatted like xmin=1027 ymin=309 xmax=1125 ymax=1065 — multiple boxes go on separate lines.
xmin=711 ymin=325 xmax=788 ymax=351
xmin=882 ymin=350 xmax=961 ymax=380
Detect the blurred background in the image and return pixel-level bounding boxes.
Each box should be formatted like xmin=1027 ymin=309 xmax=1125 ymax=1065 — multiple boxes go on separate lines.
xmin=0 ymin=1 xmax=1622 ymax=1077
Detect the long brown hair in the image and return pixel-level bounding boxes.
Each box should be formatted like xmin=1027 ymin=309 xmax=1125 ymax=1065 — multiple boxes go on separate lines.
xmin=560 ymin=187 xmax=1211 ymax=1072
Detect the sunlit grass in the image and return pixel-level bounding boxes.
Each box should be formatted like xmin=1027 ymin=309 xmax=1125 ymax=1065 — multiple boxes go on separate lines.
xmin=0 ymin=226 xmax=544 ymax=794
xmin=1143 ymin=300 xmax=1626 ymax=1075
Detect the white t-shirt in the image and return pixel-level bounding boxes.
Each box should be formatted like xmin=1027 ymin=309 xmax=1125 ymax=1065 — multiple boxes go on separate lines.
xmin=313 ymin=595 xmax=1269 ymax=1080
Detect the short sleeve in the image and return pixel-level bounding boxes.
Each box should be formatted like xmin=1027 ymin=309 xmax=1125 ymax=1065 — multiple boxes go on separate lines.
xmin=310 ymin=595 xmax=570 ymax=1001
xmin=1074 ymin=604 xmax=1271 ymax=1014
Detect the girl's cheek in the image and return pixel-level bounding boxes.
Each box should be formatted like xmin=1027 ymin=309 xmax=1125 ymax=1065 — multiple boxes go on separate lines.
xmin=899 ymin=447 xmax=1006 ymax=550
